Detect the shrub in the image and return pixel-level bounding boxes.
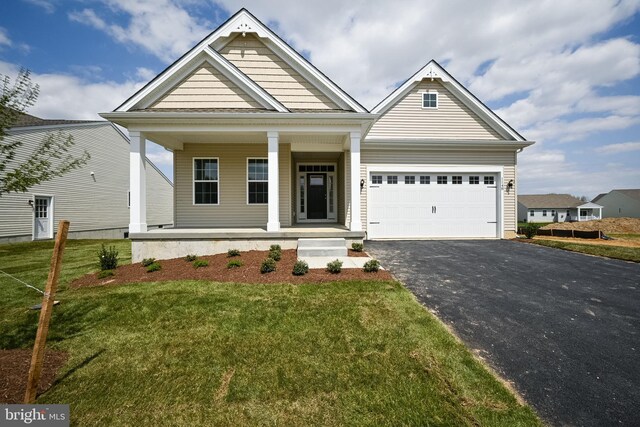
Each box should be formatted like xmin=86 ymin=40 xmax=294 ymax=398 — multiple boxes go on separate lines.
xmin=269 ymin=248 xmax=282 ymax=261
xmin=523 ymin=223 xmax=541 ymax=239
xmin=227 ymin=259 xmax=243 ymax=269
xmin=292 ymin=260 xmax=309 ymax=276
xmin=363 ymin=259 xmax=381 ymax=273
xmin=227 ymin=249 xmax=241 ymax=257
xmin=261 ymin=257 xmax=277 ymax=274
xmin=269 ymin=244 xmax=281 ymax=252
xmin=98 ymin=244 xmax=118 ymax=271
xmin=326 ymin=259 xmax=343 ymax=274
xmin=193 ymin=259 xmax=209 ymax=269
xmin=185 ymin=254 xmax=197 ymax=262
xmin=146 ymin=262 xmax=162 ymax=272
xmin=141 ymin=258 xmax=156 ymax=267
xmin=97 ymin=270 xmax=114 ymax=279
xmin=351 ymin=242 xmax=364 ymax=252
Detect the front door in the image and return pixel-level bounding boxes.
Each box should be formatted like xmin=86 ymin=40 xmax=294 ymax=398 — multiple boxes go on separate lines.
xmin=307 ymin=173 xmax=327 ymax=219
xmin=34 ymin=196 xmax=53 ymax=240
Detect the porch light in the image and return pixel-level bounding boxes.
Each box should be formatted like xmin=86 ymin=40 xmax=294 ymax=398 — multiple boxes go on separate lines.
xmin=360 ymin=179 xmax=365 ymax=190
xmin=507 ymin=179 xmax=513 ymax=190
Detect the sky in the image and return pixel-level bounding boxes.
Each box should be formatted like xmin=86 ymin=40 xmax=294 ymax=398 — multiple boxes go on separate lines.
xmin=0 ymin=0 xmax=639 ymax=199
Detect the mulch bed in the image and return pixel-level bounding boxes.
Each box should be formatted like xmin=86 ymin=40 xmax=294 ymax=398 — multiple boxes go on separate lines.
xmin=0 ymin=349 xmax=68 ymax=404
xmin=72 ymin=249 xmax=392 ymax=288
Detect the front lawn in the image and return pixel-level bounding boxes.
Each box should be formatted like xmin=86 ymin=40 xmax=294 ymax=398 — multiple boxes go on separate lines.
xmin=0 ymin=240 xmax=541 ymax=425
xmin=525 ymin=239 xmax=640 ymax=263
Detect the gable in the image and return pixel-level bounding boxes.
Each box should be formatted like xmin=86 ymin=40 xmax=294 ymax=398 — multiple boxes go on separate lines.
xmin=219 ymin=34 xmax=339 ymax=110
xmin=368 ymin=79 xmax=504 ymax=140
xmin=151 ymin=63 xmax=265 ymax=110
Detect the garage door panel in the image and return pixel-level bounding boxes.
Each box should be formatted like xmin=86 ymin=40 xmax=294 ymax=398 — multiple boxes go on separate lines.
xmin=368 ymin=172 xmax=498 ymax=239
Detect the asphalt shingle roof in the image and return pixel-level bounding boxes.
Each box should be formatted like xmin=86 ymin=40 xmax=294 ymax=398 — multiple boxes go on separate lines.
xmin=518 ymin=194 xmax=586 ymax=209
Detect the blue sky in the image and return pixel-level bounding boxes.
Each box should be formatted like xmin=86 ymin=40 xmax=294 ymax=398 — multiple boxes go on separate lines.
xmin=1 ymin=0 xmax=639 ymax=199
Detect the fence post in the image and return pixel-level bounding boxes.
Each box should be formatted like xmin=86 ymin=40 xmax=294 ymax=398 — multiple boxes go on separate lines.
xmin=24 ymin=220 xmax=70 ymax=404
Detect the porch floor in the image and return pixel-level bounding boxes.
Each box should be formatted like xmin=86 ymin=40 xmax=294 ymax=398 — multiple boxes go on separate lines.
xmin=130 ymin=225 xmax=365 ymax=240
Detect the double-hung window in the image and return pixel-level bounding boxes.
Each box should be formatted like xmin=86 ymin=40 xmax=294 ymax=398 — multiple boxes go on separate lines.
xmin=193 ymin=158 xmax=219 ymax=204
xmin=248 ymin=158 xmax=268 ymax=204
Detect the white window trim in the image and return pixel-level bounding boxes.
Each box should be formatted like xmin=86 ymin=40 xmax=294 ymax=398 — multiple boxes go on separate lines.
xmin=192 ymin=157 xmax=220 ymax=206
xmin=32 ymin=194 xmax=54 ymax=240
xmin=247 ymin=157 xmax=268 ymax=205
xmin=422 ymin=90 xmax=438 ymax=109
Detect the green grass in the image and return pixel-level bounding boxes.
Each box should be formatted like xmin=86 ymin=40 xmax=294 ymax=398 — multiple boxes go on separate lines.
xmin=609 ymin=233 xmax=640 ymax=241
xmin=528 ymin=239 xmax=640 ymax=262
xmin=0 ymin=240 xmax=541 ymax=426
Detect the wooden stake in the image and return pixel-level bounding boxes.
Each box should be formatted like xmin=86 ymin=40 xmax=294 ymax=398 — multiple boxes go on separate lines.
xmin=24 ymin=220 xmax=70 ymax=404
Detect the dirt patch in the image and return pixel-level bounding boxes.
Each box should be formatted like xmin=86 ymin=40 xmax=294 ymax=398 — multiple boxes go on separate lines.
xmin=71 ymin=249 xmax=392 ymax=288
xmin=533 ymin=236 xmax=640 ymax=248
xmin=541 ymin=217 xmax=640 ymax=234
xmin=0 ymin=349 xmax=68 ymax=403
xmin=348 ymin=249 xmax=369 ymax=257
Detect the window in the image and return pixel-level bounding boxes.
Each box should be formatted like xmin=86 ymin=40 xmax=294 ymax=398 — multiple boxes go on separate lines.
xmin=469 ymin=176 xmax=479 ymax=184
xmin=298 ymin=165 xmax=335 ymax=172
xmin=437 ymin=176 xmax=447 ymax=184
xmin=452 ymin=176 xmax=462 ymax=184
xmin=551 ymin=210 xmax=556 ymax=216
xmin=542 ymin=210 xmax=547 ymax=217
xmin=372 ymin=175 xmax=382 ymax=184
xmin=387 ymin=175 xmax=398 ymax=184
xmin=530 ymin=210 xmax=534 ymax=217
xmin=405 ymin=176 xmax=415 ymax=184
xmin=193 ymin=158 xmax=218 ymax=204
xmin=248 ymin=158 xmax=268 ymax=204
xmin=484 ymin=176 xmax=495 ymax=185
xmin=420 ymin=175 xmax=430 ymax=184
xmin=580 ymin=210 xmax=587 ymax=216
xmin=422 ymin=91 xmax=438 ymax=108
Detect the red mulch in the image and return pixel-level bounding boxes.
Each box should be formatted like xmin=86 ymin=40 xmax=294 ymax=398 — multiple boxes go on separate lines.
xmin=348 ymin=249 xmax=369 ymax=257
xmin=71 ymin=249 xmax=392 ymax=288
xmin=0 ymin=349 xmax=68 ymax=403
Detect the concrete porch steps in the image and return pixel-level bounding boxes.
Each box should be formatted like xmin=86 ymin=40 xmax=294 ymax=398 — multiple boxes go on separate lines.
xmin=297 ymin=238 xmax=347 ymax=258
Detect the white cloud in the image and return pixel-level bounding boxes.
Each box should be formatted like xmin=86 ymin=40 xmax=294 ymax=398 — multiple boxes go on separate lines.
xmin=136 ymin=67 xmax=156 ymax=81
xmin=595 ymin=141 xmax=640 ymax=154
xmin=22 ymin=0 xmax=56 ymax=14
xmin=0 ymin=27 xmax=11 ymax=47
xmin=146 ymin=149 xmax=173 ymax=167
xmin=68 ymin=1 xmax=211 ymax=62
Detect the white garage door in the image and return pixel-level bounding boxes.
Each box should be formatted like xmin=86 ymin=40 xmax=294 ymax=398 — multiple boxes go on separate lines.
xmin=367 ymin=172 xmax=499 ymax=239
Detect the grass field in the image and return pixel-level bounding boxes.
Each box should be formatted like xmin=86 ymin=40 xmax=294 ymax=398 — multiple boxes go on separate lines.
xmin=0 ymin=240 xmax=541 ymax=426
xmin=526 ymin=239 xmax=640 ymax=263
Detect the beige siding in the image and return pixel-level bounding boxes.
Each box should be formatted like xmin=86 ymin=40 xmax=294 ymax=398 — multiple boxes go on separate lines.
xmin=337 ymin=152 xmax=345 ymax=226
xmin=220 ymin=34 xmax=340 ymax=110
xmin=361 ymin=149 xmax=517 ymax=235
xmin=151 ymin=64 xmax=264 ymax=109
xmin=368 ymin=80 xmax=503 ymax=140
xmin=174 ymin=143 xmax=290 ymax=228
xmin=0 ymin=124 xmax=173 ymax=240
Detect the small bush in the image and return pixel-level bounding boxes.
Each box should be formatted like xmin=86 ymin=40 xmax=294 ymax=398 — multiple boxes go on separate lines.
xmin=523 ymin=223 xmax=541 ymax=239
xmin=269 ymin=244 xmax=281 ymax=252
xmin=227 ymin=259 xmax=243 ymax=269
xmin=141 ymin=258 xmax=156 ymax=267
xmin=363 ymin=259 xmax=381 ymax=273
xmin=351 ymin=242 xmax=364 ymax=252
xmin=269 ymin=248 xmax=282 ymax=261
xmin=146 ymin=262 xmax=162 ymax=272
xmin=292 ymin=260 xmax=309 ymax=276
xmin=98 ymin=244 xmax=118 ymax=271
xmin=227 ymin=249 xmax=241 ymax=257
xmin=97 ymin=270 xmax=114 ymax=279
xmin=185 ymin=254 xmax=198 ymax=262
xmin=261 ymin=257 xmax=277 ymax=274
xmin=193 ymin=259 xmax=209 ymax=269
xmin=326 ymin=259 xmax=343 ymax=274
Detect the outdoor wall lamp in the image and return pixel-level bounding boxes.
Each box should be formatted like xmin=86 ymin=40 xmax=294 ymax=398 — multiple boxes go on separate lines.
xmin=507 ymin=179 xmax=514 ymax=190
xmin=360 ymin=179 xmax=365 ymax=190
xmin=28 ymin=200 xmax=33 ymax=207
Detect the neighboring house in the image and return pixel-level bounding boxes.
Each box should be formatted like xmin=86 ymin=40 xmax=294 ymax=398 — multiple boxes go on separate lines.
xmin=101 ymin=8 xmax=533 ymax=261
xmin=0 ymin=112 xmax=173 ymax=243
xmin=518 ymin=194 xmax=602 ymax=223
xmin=592 ymin=189 xmax=640 ymax=218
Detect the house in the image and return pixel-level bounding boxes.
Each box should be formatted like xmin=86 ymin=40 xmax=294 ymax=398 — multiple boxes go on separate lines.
xmin=592 ymin=189 xmax=640 ymax=218
xmin=0 ymin=112 xmax=173 ymax=243
xmin=101 ymin=8 xmax=533 ymax=262
xmin=518 ymin=194 xmax=602 ymax=223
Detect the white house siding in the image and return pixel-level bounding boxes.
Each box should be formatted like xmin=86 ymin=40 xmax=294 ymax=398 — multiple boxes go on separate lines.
xmin=597 ymin=192 xmax=640 ymax=218
xmin=519 ymin=207 xmax=576 ymax=223
xmin=0 ymin=123 xmax=173 ymax=241
xmin=368 ymin=80 xmax=504 ymax=140
xmin=151 ymin=64 xmax=264 ymax=109
xmin=219 ymin=34 xmax=339 ymax=110
xmin=360 ymin=149 xmax=517 ymax=236
xmin=174 ymin=142 xmax=291 ymax=228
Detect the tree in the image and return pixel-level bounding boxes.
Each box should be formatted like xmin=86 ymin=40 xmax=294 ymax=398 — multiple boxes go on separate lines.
xmin=0 ymin=69 xmax=90 ymax=196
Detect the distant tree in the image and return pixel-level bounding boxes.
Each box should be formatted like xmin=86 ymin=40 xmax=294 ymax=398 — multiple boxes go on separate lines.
xmin=0 ymin=68 xmax=90 ymax=196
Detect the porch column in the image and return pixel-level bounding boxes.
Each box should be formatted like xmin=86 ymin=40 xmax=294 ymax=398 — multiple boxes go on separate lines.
xmin=577 ymin=207 xmax=581 ymax=222
xmin=267 ymin=131 xmax=280 ymax=232
xmin=129 ymin=131 xmax=147 ymax=233
xmin=349 ymin=131 xmax=362 ymax=231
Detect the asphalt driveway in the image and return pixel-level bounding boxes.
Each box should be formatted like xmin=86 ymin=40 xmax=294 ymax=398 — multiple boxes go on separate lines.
xmin=366 ymin=240 xmax=640 ymax=427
